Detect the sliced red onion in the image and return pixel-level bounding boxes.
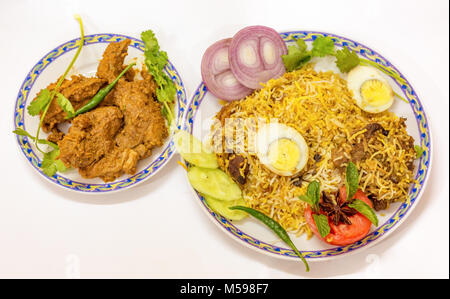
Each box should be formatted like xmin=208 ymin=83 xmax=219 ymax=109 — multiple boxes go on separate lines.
xmin=229 ymin=25 xmax=287 ymax=89
xmin=201 ymin=38 xmax=253 ymax=101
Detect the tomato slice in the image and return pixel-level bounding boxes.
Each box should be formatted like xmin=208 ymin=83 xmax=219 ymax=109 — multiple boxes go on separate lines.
xmin=304 ymin=186 xmax=373 ymax=246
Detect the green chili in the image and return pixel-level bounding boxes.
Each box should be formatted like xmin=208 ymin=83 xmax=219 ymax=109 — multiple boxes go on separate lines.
xmin=230 ymin=205 xmax=309 ymax=271
xmin=73 ymin=62 xmax=136 ymax=117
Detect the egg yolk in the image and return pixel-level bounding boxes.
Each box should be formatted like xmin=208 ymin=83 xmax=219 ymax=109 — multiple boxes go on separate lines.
xmin=267 ymin=138 xmax=300 ymax=172
xmin=360 ymin=79 xmax=393 ymax=107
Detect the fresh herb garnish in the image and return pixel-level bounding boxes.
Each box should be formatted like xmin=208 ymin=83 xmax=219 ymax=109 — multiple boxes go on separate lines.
xmin=312 ymin=213 xmax=330 ymax=238
xmin=348 ymin=199 xmax=379 ymax=226
xmin=27 ymin=89 xmax=52 ymax=116
xmin=32 ymin=14 xmax=84 ymax=154
xmin=13 ymin=128 xmax=58 ymax=149
xmin=282 ymin=44 xmax=311 ymax=72
xmin=57 ymin=93 xmax=75 ymax=119
xmin=281 ymin=36 xmax=409 ymax=103
xmin=298 ymin=180 xmax=320 ymax=213
xmin=311 ymin=36 xmax=335 ymax=57
xmin=345 ymin=161 xmax=359 ymax=201
xmin=230 ymin=205 xmax=309 ymax=272
xmin=335 ymin=47 xmax=360 ymax=73
xmin=282 ymin=36 xmax=335 ymax=72
xmin=300 ymin=162 xmax=378 ymax=233
xmin=141 ymin=30 xmax=176 ymax=126
xmin=13 ymin=14 xmax=84 ymax=176
xmin=13 ymin=129 xmax=64 ymax=177
xmin=414 ymin=145 xmax=425 ymax=159
xmin=41 ymin=148 xmax=67 ymax=177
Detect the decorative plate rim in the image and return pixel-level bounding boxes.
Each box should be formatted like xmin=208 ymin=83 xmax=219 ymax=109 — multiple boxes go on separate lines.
xmin=183 ymin=30 xmax=432 ymax=260
xmin=13 ymin=33 xmax=187 ymax=193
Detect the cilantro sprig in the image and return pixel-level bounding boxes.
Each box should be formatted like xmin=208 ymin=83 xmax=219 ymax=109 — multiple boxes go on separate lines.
xmin=414 ymin=145 xmax=425 ymax=159
xmin=13 ymin=15 xmax=84 ymax=177
xmin=282 ymin=35 xmax=408 ymax=103
xmin=141 ymin=30 xmax=177 ymax=126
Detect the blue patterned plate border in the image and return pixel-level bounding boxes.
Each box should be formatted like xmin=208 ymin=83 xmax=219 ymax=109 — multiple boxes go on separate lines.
xmin=184 ymin=31 xmax=432 ymax=260
xmin=13 ymin=33 xmax=187 ymax=193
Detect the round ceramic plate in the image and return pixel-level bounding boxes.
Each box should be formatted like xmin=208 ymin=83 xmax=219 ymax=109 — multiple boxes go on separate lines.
xmin=184 ymin=31 xmax=432 ymax=261
xmin=13 ymin=33 xmax=187 ymax=193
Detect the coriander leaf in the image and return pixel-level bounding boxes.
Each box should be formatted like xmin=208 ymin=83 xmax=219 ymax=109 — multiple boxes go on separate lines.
xmin=295 ymin=37 xmax=308 ymax=52
xmin=54 ymin=159 xmax=67 ymax=173
xmin=13 ymin=128 xmax=58 ymax=149
xmin=348 ymin=199 xmax=379 ymax=226
xmin=27 ymin=89 xmax=51 ymax=116
xmin=313 ymin=214 xmax=331 ymax=238
xmin=346 ymin=162 xmax=359 ymax=201
xmin=311 ymin=36 xmax=335 ymax=57
xmin=56 ymin=93 xmax=75 ymax=119
xmin=282 ymin=45 xmax=312 ymax=72
xmin=141 ymin=29 xmax=176 ymax=124
xmin=41 ymin=149 xmax=59 ymax=176
xmin=335 ymin=47 xmax=360 ymax=73
xmin=41 ymin=148 xmax=66 ymax=177
xmin=414 ymin=145 xmax=425 ymax=159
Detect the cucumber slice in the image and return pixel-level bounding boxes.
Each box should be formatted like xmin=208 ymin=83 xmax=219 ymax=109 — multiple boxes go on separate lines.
xmin=174 ymin=130 xmax=218 ymax=169
xmin=188 ymin=166 xmax=242 ymax=201
xmin=204 ymin=195 xmax=247 ymax=221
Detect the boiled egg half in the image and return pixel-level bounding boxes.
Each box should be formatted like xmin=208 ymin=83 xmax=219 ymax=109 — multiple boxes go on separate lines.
xmin=255 ymin=123 xmax=308 ymax=176
xmin=347 ymin=65 xmax=394 ymax=113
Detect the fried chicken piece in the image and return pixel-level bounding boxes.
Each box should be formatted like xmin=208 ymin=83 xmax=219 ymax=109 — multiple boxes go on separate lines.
xmin=96 ymin=39 xmax=132 ymax=83
xmin=39 ymin=75 xmax=106 ymax=132
xmin=78 ymin=148 xmax=140 ymax=182
xmin=58 ymin=106 xmax=124 ymax=169
xmin=112 ymin=79 xmax=167 ymax=159
xmin=55 ymin=38 xmax=169 ymax=182
xmin=47 ymin=128 xmax=65 ymax=144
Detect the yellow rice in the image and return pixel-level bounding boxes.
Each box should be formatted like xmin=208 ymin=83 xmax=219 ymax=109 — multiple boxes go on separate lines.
xmin=211 ymin=64 xmax=416 ymax=236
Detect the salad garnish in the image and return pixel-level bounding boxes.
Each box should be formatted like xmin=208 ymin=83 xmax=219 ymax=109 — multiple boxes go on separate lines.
xmin=300 ymin=162 xmax=379 ymax=245
xmin=282 ymin=35 xmax=409 ymax=103
xmin=141 ymin=30 xmax=177 ymax=126
xmin=13 ymin=14 xmax=85 ymax=176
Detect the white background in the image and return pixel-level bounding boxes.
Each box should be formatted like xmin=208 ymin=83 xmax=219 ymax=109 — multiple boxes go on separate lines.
xmin=0 ymin=0 xmax=448 ymax=279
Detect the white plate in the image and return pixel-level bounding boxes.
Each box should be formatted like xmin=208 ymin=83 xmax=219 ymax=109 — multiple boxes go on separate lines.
xmin=13 ymin=33 xmax=187 ymax=193
xmin=183 ymin=31 xmax=432 ymax=261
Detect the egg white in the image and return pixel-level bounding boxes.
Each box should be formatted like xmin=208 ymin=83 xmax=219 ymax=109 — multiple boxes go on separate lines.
xmin=255 ymin=123 xmax=309 ymax=176
xmin=347 ymin=65 xmax=394 ymax=113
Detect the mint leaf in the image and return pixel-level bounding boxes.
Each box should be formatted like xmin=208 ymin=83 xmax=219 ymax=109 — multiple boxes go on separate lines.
xmin=27 ymin=89 xmax=51 ymax=116
xmin=56 ymin=93 xmax=75 ymax=119
xmin=414 ymin=145 xmax=425 ymax=159
xmin=335 ymin=47 xmax=360 ymax=73
xmin=348 ymin=199 xmax=379 ymax=226
xmin=298 ymin=195 xmax=316 ymax=208
xmin=346 ymin=162 xmax=359 ymax=201
xmin=311 ymin=36 xmax=335 ymax=57
xmin=306 ymin=180 xmax=320 ymax=207
xmin=298 ymin=180 xmax=321 ymax=213
xmin=313 ymin=214 xmax=331 ymax=238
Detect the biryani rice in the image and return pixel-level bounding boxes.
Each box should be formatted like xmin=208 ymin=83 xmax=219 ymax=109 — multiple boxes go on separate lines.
xmin=211 ymin=64 xmax=416 ymax=236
